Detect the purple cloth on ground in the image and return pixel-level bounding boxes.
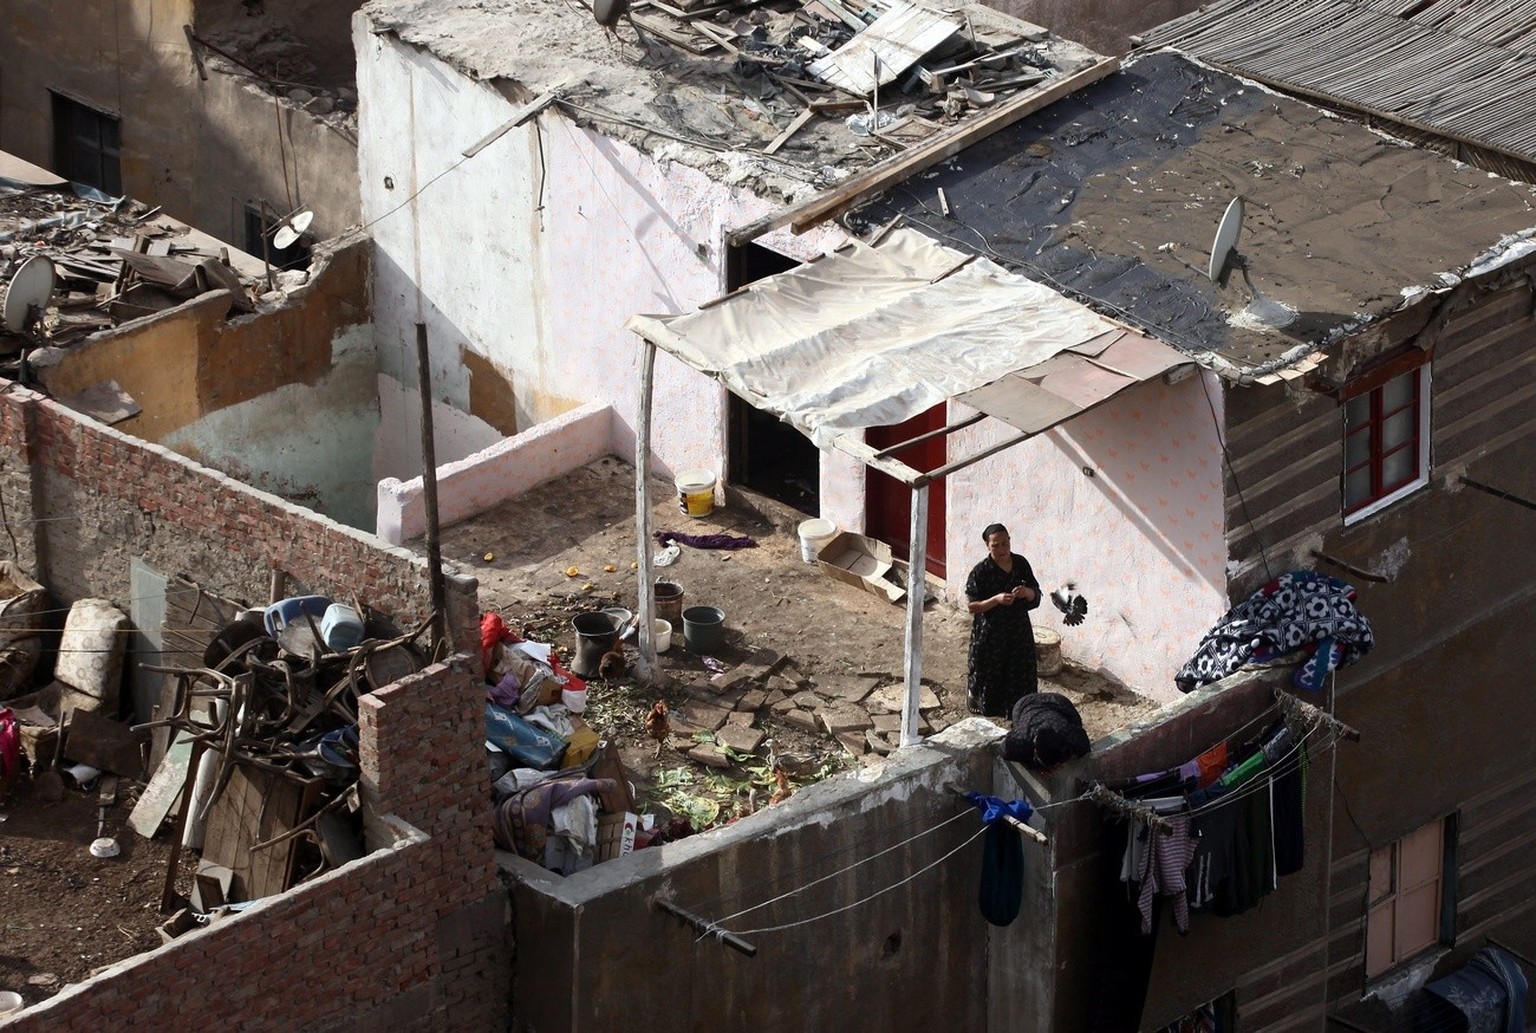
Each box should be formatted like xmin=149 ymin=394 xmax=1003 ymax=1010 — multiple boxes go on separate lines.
xmin=487 ymin=671 xmax=520 ymax=708
xmin=655 ymin=530 xmax=757 ymax=550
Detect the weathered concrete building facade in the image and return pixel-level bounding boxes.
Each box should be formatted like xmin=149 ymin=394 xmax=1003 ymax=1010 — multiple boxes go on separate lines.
xmin=0 ymin=0 xmax=360 ymax=252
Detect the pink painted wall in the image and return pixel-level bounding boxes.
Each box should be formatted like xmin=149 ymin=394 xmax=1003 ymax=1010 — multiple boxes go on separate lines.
xmin=946 ymin=372 xmax=1228 ymax=700
xmin=376 ymin=400 xmax=616 ymax=544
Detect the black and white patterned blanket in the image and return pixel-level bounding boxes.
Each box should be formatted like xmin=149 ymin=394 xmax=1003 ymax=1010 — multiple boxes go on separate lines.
xmin=1176 ymin=571 xmax=1374 ymax=693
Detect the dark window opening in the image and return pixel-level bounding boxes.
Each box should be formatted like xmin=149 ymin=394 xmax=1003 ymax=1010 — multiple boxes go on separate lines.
xmin=51 ymin=93 xmax=121 ymax=195
xmin=726 ymin=242 xmax=820 ymax=516
xmin=244 ymin=204 xmax=311 ymax=271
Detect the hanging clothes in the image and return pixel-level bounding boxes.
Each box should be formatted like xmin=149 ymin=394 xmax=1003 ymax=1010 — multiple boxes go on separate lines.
xmin=965 ymin=793 xmax=1033 ymax=927
xmin=1137 ymin=812 xmax=1200 ymax=934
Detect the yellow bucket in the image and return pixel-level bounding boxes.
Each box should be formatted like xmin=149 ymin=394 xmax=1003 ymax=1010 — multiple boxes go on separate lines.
xmin=675 ymin=469 xmax=716 ymax=518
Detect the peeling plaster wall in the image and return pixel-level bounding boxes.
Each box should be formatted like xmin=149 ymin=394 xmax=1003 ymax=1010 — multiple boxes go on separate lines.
xmin=947 ymin=372 xmax=1227 ymax=700
xmin=163 ymin=323 xmax=380 ymax=529
xmin=356 ymin=24 xmax=842 ymax=482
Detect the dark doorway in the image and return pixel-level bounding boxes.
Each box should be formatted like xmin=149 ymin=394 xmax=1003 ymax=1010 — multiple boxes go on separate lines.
xmin=865 ymin=405 xmax=947 ymax=577
xmin=726 ymin=242 xmax=822 ymax=516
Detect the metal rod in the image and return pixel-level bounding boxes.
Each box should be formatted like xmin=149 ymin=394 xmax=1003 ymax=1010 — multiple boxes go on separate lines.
xmin=415 ymin=323 xmax=447 ymax=654
xmin=900 ymin=484 xmax=929 ymax=748
xmin=655 ymin=899 xmax=758 ymax=957
xmin=1460 ymin=475 xmax=1536 ymax=513
xmin=1311 ymin=549 xmax=1389 ymax=584
xmin=872 ymin=412 xmax=984 ymax=459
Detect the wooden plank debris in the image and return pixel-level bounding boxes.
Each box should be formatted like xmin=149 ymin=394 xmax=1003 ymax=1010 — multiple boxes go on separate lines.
xmin=765 ymin=108 xmax=816 ymax=154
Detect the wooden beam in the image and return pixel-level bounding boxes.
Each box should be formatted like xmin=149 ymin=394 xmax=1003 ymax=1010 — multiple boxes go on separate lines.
xmin=914 ymin=428 xmax=1035 ymax=486
xmin=829 ymin=431 xmax=924 ymax=485
xmin=764 ymin=108 xmax=815 ymax=156
xmin=726 ymin=57 xmax=1120 ymax=246
xmin=873 ymin=411 xmax=984 ymax=458
xmin=461 ymin=91 xmax=559 ymax=159
xmin=634 ymin=338 xmax=659 ymax=683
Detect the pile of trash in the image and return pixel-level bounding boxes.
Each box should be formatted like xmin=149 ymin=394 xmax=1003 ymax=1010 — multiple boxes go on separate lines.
xmin=129 ymin=595 xmax=432 ymax=932
xmin=481 ymin=611 xmax=682 ymax=875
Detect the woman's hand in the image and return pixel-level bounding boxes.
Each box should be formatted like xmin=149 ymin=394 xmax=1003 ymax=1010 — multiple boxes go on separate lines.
xmin=994 ymin=592 xmax=1015 ymax=606
xmin=1011 ymin=585 xmax=1035 ymax=604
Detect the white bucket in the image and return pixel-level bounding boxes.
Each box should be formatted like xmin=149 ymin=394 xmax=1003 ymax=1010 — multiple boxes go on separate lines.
xmin=675 ymin=469 xmax=716 ymax=518
xmin=797 ymin=518 xmax=838 ymax=563
xmin=653 ymin=618 xmax=673 ymax=653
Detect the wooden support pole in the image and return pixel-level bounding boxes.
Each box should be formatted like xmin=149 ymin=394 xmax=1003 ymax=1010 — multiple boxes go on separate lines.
xmin=900 ymin=484 xmax=928 ymax=748
xmin=634 ymin=338 xmax=659 ymax=682
xmin=415 ymin=323 xmax=447 ymax=654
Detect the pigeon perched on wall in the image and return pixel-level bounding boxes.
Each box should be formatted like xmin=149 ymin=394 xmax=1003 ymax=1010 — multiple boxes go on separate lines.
xmin=1050 ymin=583 xmax=1088 ymax=626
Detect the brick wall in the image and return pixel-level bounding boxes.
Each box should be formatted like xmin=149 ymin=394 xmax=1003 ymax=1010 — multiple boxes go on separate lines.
xmin=0 ymin=383 xmax=478 ymax=658
xmin=6 ymin=657 xmax=508 ymax=1032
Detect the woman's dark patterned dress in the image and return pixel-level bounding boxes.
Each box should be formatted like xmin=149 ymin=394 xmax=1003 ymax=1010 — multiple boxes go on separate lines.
xmin=965 ymin=552 xmax=1042 ymax=717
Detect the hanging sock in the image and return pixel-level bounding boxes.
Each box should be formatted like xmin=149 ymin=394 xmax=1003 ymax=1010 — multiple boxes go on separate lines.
xmin=966 ymin=792 xmax=1033 ymax=927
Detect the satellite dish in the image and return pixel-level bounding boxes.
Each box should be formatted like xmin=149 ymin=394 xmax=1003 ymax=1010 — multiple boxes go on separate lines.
xmin=1205 ymin=195 xmax=1296 ymax=329
xmin=270 ymin=207 xmax=313 ymax=250
xmin=2 ymin=256 xmax=56 ymax=334
xmin=1208 ymin=196 xmax=1244 ymax=287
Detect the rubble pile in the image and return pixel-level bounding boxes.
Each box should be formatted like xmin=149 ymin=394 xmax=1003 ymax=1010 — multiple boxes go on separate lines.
xmin=0 ymin=182 xmax=265 ymax=360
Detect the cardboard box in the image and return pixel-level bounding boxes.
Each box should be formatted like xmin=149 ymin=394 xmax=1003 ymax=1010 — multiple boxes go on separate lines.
xmin=596 ymin=811 xmax=638 ymax=862
xmin=816 ymin=531 xmax=905 ymax=603
xmin=562 ymin=716 xmax=601 ymax=767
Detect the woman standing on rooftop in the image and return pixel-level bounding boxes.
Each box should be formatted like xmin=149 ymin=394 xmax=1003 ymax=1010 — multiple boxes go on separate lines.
xmin=964 ymin=523 xmax=1042 ymax=717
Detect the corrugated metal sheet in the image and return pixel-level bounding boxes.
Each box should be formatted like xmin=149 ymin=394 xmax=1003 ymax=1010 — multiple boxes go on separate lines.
xmin=1140 ymin=0 xmax=1536 ymax=164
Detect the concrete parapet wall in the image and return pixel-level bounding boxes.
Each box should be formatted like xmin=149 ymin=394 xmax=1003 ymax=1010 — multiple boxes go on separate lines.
xmin=376 ymin=400 xmax=614 ymax=545
xmin=505 ymin=718 xmax=1020 ymax=1032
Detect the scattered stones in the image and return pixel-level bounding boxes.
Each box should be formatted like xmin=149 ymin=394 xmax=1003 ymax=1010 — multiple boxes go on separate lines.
xmin=865 ymin=729 xmax=895 ymax=755
xmin=835 ymin=731 xmax=867 ymax=757
xmin=671 ymin=702 xmax=730 ymax=734
xmin=867 ymin=683 xmax=941 ymax=714
xmin=792 ymin=691 xmax=821 ymax=709
xmin=687 ymin=743 xmax=731 ymax=769
xmin=811 ymin=674 xmax=878 ymax=704
xmin=818 ymin=706 xmax=873 ymax=735
xmin=737 ymin=687 xmax=768 ymax=711
xmin=784 ymin=709 xmax=820 ymax=733
xmin=716 ymin=722 xmax=765 ymax=755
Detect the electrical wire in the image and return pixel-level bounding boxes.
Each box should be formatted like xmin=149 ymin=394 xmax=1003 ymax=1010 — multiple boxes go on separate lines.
xmin=1199 ymin=371 xmax=1273 ymax=581
xmin=728 ymin=824 xmax=986 ymax=937
xmin=715 ymin=807 xmax=975 ymax=924
xmin=691 ymin=799 xmax=981 ymax=914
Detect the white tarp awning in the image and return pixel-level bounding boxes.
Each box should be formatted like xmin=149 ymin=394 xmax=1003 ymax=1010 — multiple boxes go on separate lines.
xmin=627 ymin=228 xmax=1188 ymax=449
xmin=629 ymin=228 xmax=1107 ymax=443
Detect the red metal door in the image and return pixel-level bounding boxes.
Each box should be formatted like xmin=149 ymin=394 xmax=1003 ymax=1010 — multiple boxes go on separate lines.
xmin=865 ymin=404 xmax=947 ymax=577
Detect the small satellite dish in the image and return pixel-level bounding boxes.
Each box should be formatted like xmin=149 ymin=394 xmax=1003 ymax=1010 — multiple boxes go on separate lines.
xmin=271 ymin=207 xmax=313 ymax=250
xmin=1208 ymin=196 xmax=1244 ymax=287
xmin=1204 ymin=195 xmax=1295 ymax=329
xmin=2 ymin=256 xmax=56 ymax=334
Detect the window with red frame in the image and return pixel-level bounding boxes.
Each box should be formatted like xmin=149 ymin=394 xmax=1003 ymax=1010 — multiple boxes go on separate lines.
xmin=1344 ymin=364 xmax=1427 ymax=516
